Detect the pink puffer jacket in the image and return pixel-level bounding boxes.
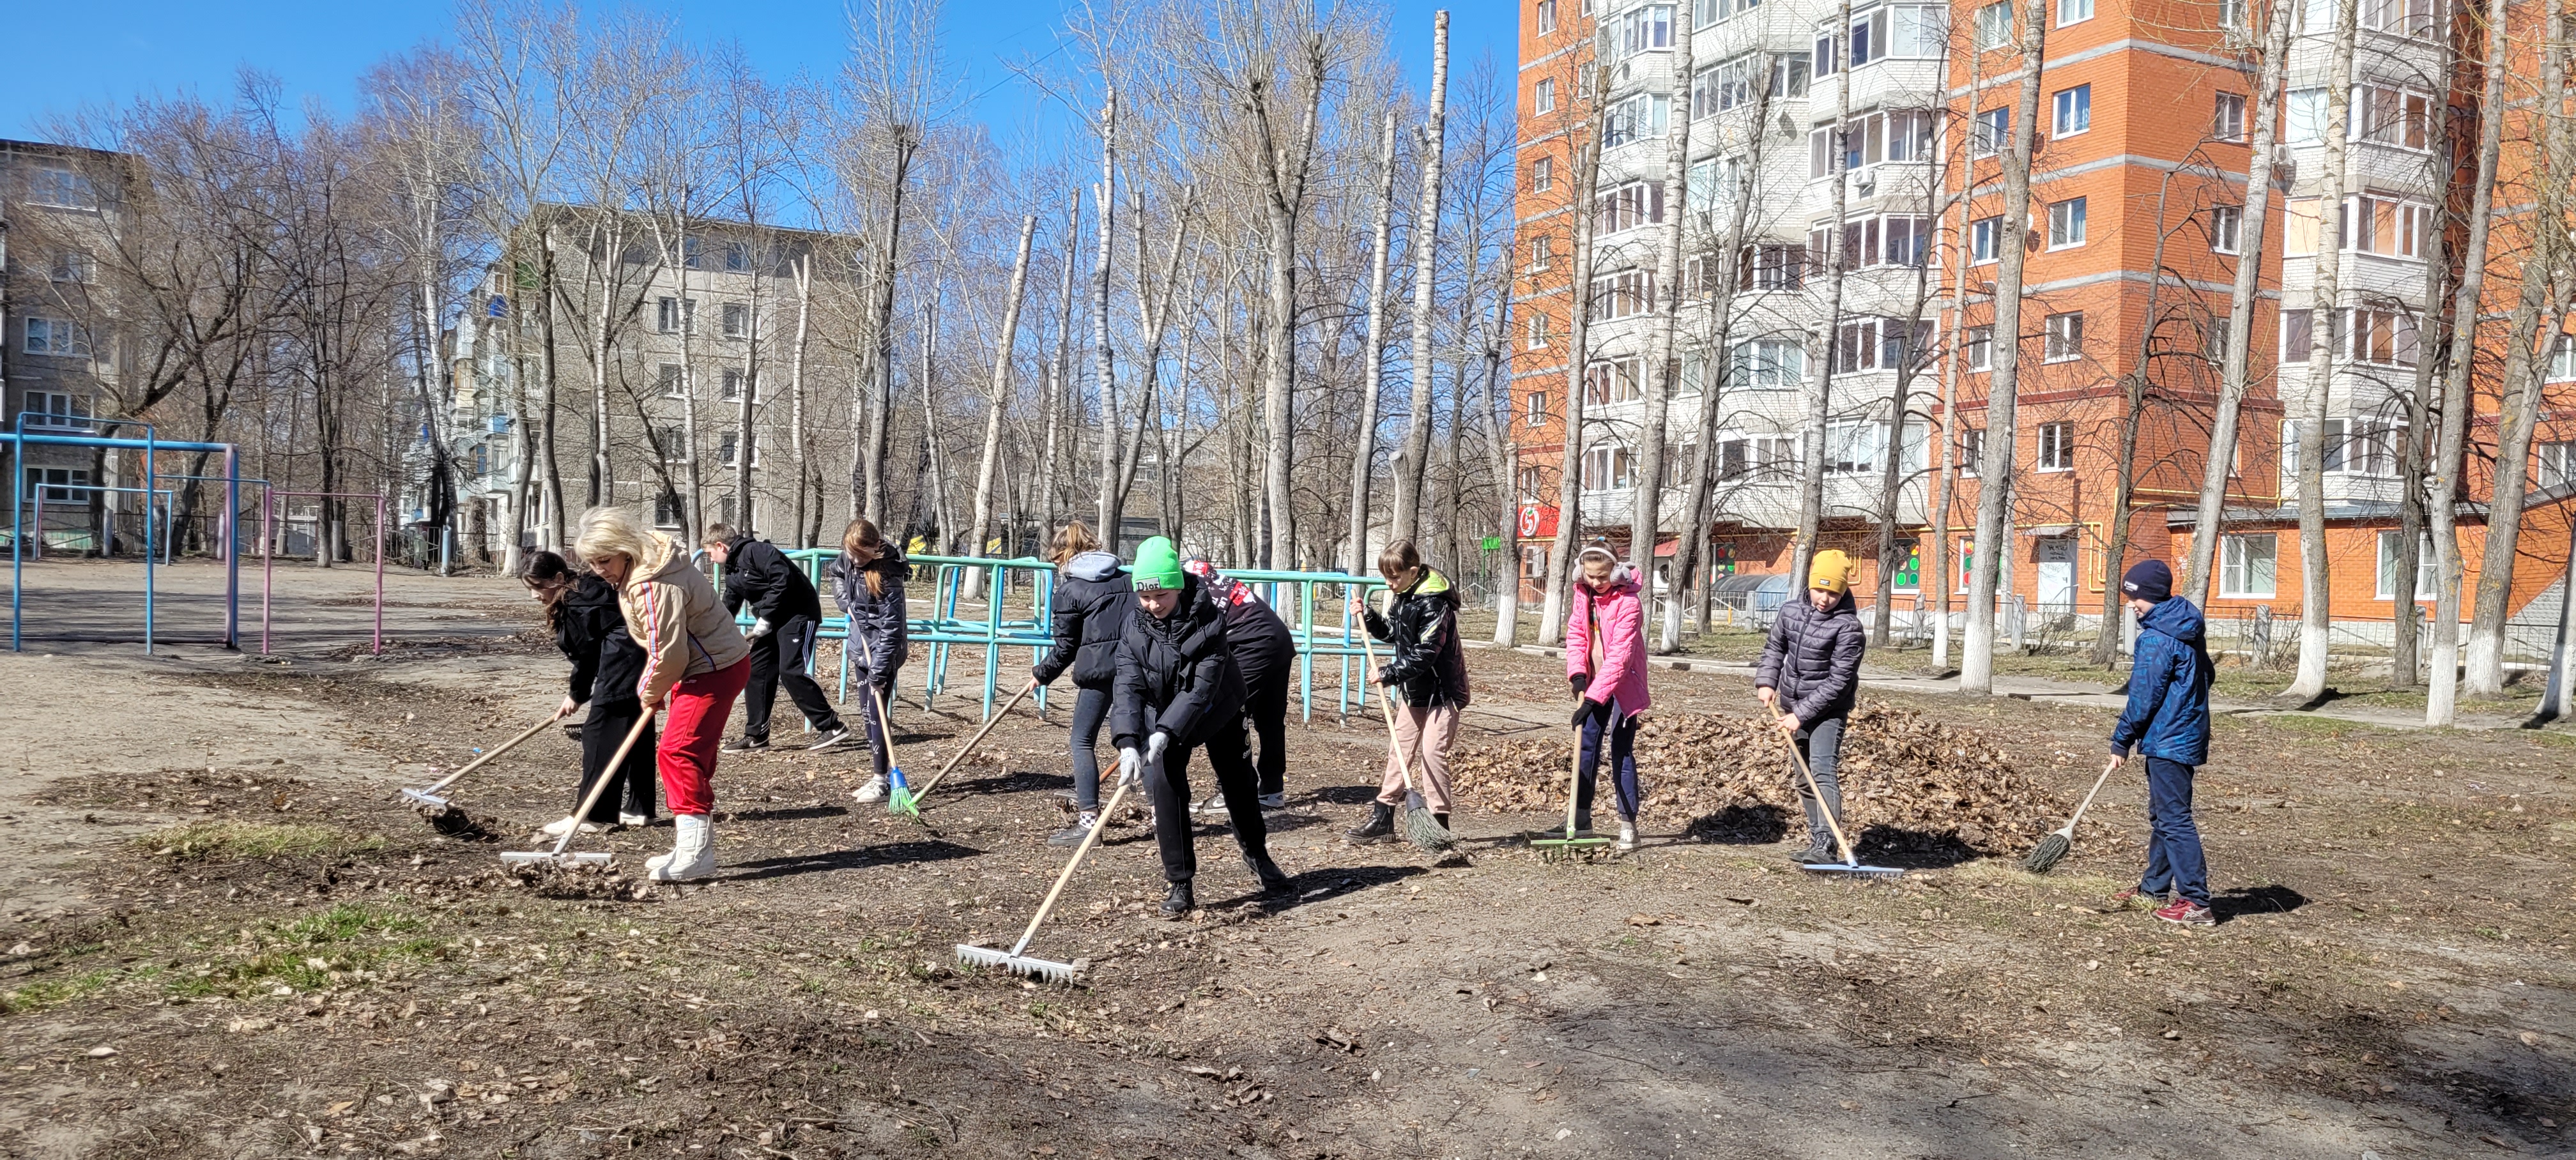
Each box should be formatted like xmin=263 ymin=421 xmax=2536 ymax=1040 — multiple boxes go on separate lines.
xmin=1565 ymin=566 xmax=1650 ymax=717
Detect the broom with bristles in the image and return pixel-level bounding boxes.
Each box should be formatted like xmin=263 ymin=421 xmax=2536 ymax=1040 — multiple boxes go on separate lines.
xmin=1356 ymin=616 xmax=1454 ymax=853
xmin=2023 ymin=755 xmax=2122 ymax=873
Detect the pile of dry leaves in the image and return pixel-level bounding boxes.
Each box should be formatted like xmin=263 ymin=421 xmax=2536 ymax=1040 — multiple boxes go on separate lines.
xmin=1450 ymin=701 xmax=2097 ymax=859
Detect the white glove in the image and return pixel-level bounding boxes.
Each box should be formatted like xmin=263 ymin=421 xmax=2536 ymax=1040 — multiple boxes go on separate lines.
xmin=746 ymin=618 xmax=774 ymax=639
xmin=1144 ymin=731 xmax=1170 ymax=765
xmin=1116 ymin=747 xmax=1142 ymax=787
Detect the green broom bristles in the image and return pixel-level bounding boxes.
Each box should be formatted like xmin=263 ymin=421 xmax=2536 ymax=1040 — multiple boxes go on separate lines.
xmin=2021 ymin=830 xmax=2072 ymax=874
xmin=1400 ymin=795 xmax=1454 ymax=853
xmin=884 ymin=767 xmax=919 ymax=817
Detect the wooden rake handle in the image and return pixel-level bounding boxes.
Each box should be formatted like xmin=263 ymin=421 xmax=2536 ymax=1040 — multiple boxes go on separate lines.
xmin=1354 ymin=628 xmax=1429 ymax=802
xmin=910 ymin=678 xmax=1036 ymax=804
xmin=1767 ymin=699 xmax=1857 ymax=866
xmin=849 ymin=627 xmax=900 ymax=772
xmin=544 ymin=710 xmax=656 ymax=858
xmin=1007 ymin=758 xmax=1142 ymax=957
xmin=418 ymin=707 xmax=568 ymax=796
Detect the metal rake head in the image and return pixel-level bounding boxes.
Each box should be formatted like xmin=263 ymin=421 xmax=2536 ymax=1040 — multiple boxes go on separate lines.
xmin=1800 ymin=861 xmax=1905 ymax=879
xmin=954 ymin=943 xmax=1085 ymax=984
xmin=400 ymin=788 xmax=451 ymax=810
xmin=497 ymin=851 xmax=614 ymax=867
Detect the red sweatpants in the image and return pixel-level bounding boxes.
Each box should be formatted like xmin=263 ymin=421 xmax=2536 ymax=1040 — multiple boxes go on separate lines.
xmin=657 ymin=659 xmax=749 ymax=816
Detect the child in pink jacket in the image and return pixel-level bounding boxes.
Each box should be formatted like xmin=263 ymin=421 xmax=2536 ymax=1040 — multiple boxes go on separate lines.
xmin=1565 ymin=544 xmax=1650 ymax=850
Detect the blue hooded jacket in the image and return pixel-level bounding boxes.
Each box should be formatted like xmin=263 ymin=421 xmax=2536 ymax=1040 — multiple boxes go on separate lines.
xmin=2111 ymin=597 xmax=2215 ymax=765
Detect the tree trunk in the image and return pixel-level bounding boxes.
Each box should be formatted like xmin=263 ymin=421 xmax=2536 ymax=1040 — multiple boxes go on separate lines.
xmin=1347 ymin=113 xmax=1400 ymax=573
xmin=1628 ymin=20 xmax=1692 ymax=643
xmin=1391 ymin=12 xmax=1452 ymax=549
xmin=860 ymin=132 xmax=917 ymax=526
xmin=2388 ymin=0 xmax=2455 ymax=689
xmin=1538 ymin=113 xmax=1603 ymax=647
xmin=2091 ymin=171 xmax=2181 ymax=668
xmin=1929 ymin=43 xmax=1982 ymax=672
xmin=965 ymin=214 xmax=1038 ymax=591
xmin=790 ymin=255 xmax=814 ymax=547
xmin=1040 ymin=191 xmax=1078 ymax=537
xmin=1961 ymin=0 xmax=2055 ymax=694
xmin=2285 ymin=0 xmax=2359 ymax=702
xmin=1797 ymin=0 xmax=1860 ymax=595
xmin=1246 ymin=49 xmax=1323 ymax=569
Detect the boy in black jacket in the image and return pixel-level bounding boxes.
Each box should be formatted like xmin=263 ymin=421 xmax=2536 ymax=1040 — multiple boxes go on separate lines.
xmin=704 ymin=523 xmax=849 ymax=752
xmin=1112 ymin=537 xmax=1294 ymax=917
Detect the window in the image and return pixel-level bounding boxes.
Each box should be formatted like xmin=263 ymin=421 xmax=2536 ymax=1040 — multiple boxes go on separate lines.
xmin=2219 ymin=0 xmax=2248 ymax=27
xmin=1525 ymin=391 xmax=1547 ymax=426
xmin=1616 ymin=4 xmax=1675 ymax=57
xmin=1526 ymin=312 xmax=1552 ymax=349
xmin=1593 ymin=181 xmax=1664 ymax=236
xmin=1536 ymin=0 xmax=1558 ymax=33
xmin=2376 ymin=532 xmax=2438 ymax=600
xmin=2057 ymin=0 xmax=2094 ymax=24
xmin=2044 ymin=312 xmax=2085 ymax=362
xmin=1530 ymin=155 xmax=1554 ymax=193
xmin=721 ymin=368 xmax=751 ymax=401
xmin=1739 ymin=244 xmax=1805 ymax=290
xmin=24 ymin=467 xmax=94 ymax=504
xmin=21 ymin=392 xmax=91 ymax=430
xmin=1694 ymin=0 xmax=1760 ymax=27
xmin=2360 ymin=0 xmax=2435 ymax=38
xmin=722 ymin=241 xmax=751 ymax=273
xmin=1965 ymin=325 xmax=1994 ymax=370
xmin=1533 ymin=78 xmax=1556 ymax=116
xmin=1809 ymin=215 xmax=1934 ymax=270
xmin=1827 ymin=421 xmax=1885 ymax=474
xmin=2358 ymin=86 xmax=2434 ymax=149
xmin=1809 ymin=110 xmax=1938 ymax=178
xmin=1960 ymin=427 xmax=1986 ymax=475
xmin=23 ymin=317 xmax=89 ymax=357
xmin=1888 ymin=5 xmax=1949 ymax=56
xmin=2539 ymin=440 xmax=2576 ymax=487
xmin=1581 ymin=445 xmax=1637 ymax=491
xmin=1694 ymin=56 xmax=1761 ymax=118
xmin=1590 ymin=269 xmax=1657 ymax=320
xmin=718 ymin=430 xmax=753 ymax=467
xmin=653 ymin=492 xmax=686 ymax=528
xmin=49 ymin=250 xmax=95 ymax=284
xmin=1972 ymin=107 xmax=2011 ymax=156
xmin=2285 ymin=197 xmax=2319 ymax=255
xmin=1971 ymin=215 xmax=2001 ymax=263
xmin=2220 ymin=533 xmax=2277 ymax=597
xmin=2292 ymin=195 xmax=2433 ymax=259
xmin=2286 ymin=88 xmax=2326 ymax=143
xmin=1769 ymin=52 xmax=1810 ymax=98
xmin=658 ymin=363 xmax=685 ymax=395
xmin=1731 ymin=338 xmax=1806 ymax=388
xmin=656 ymin=297 xmax=696 ymax=334
xmin=1603 ymin=93 xmax=1672 ymax=148
xmin=2209 ymin=206 xmax=2243 ymax=254
xmin=27 ymin=167 xmax=99 ymax=210
xmin=2205 ymin=319 xmax=2232 ymax=363
xmin=2213 ymin=93 xmax=2246 ymax=142
xmin=2037 ymin=421 xmax=2075 ymax=470
xmin=2346 ymin=307 xmax=2419 ymax=367
xmin=655 ymin=426 xmax=689 ymax=464
xmin=2053 ymin=85 xmax=2092 ymax=135
xmin=1685 ymin=156 xmax=1744 ymax=222
xmin=1832 ymin=317 xmax=1933 ymax=373
xmin=1528 ymin=234 xmax=1556 ymax=272
xmin=2548 ymin=335 xmax=2576 ymax=382
xmin=2047 ymin=197 xmax=2087 ymax=249
xmin=1975 ymin=0 xmax=2014 ymax=47
xmin=721 ymin=303 xmax=748 ymax=339
xmin=2281 ymin=309 xmax=2314 ymax=362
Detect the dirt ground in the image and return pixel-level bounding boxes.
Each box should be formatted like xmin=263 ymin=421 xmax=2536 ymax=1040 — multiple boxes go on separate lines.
xmin=1 ymin=561 xmax=2571 ymax=1158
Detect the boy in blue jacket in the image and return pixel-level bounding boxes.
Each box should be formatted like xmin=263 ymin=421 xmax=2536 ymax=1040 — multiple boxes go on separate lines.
xmin=2107 ymin=560 xmax=2216 ymax=926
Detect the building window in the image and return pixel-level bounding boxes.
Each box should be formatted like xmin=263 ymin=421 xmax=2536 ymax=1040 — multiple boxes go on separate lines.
xmin=27 ymin=167 xmax=100 ymax=210
xmin=2205 ymin=320 xmax=2232 ymax=364
xmin=1533 ymin=78 xmax=1555 ymax=115
xmin=2213 ymin=93 xmax=2246 ymax=142
xmin=2538 ymin=439 xmax=2576 ymax=487
xmin=2375 ymin=532 xmax=2437 ymax=600
xmin=718 ymin=430 xmax=753 ymax=467
xmin=23 ymin=317 xmax=91 ymax=357
xmin=656 ymin=296 xmax=696 ymax=334
xmin=2047 ymin=197 xmax=2087 ymax=249
xmin=1584 ymin=357 xmax=1647 ymax=405
xmin=1581 ymin=445 xmax=1637 ymax=492
xmin=49 ymin=250 xmax=95 ymax=284
xmin=721 ymin=302 xmax=749 ymax=338
xmin=1740 ymin=243 xmax=1806 ymax=290
xmin=659 ymin=363 xmax=686 ymax=395
xmin=1971 ymin=215 xmax=2000 ymax=263
xmin=2209 ymin=206 xmax=2243 ymax=254
xmin=1614 ymin=3 xmax=1676 ymax=57
xmin=2361 ymin=0 xmax=2436 ymax=35
xmin=1593 ymin=181 xmax=1664 ymax=236
xmin=721 ymin=368 xmax=748 ymax=401
xmin=24 ymin=467 xmax=95 ymax=504
xmin=1768 ymin=52 xmax=1809 ymax=98
xmin=2053 ymin=85 xmax=2092 ymax=135
xmin=2547 ymin=335 xmax=2576 ymax=382
xmin=1526 ymin=312 xmax=1551 ymax=350
xmin=1603 ymin=93 xmax=1673 ymax=148
xmin=1528 ymin=234 xmax=1556 ymax=272
xmin=2057 ymin=0 xmax=2094 ymax=24
xmin=1526 ymin=390 xmax=1548 ymax=425
xmin=2044 ymin=312 xmax=2085 ymax=362
xmin=2345 ymin=307 xmax=2420 ymax=367
xmin=2358 ymin=86 xmax=2434 ymax=149
xmin=1536 ymin=0 xmax=1558 ymax=34
xmin=20 ymin=391 xmax=91 ymax=430
xmin=2037 ymin=421 xmax=2075 ymax=471
xmin=2219 ymin=0 xmax=2248 ymax=27
xmin=655 ymin=425 xmax=689 ymax=464
xmin=1972 ymin=107 xmax=2011 ymax=156
xmin=1964 ymin=325 xmax=1994 ymax=370
xmin=1731 ymin=339 xmax=1806 ymax=389
xmin=1975 ymin=0 xmax=2014 ymax=47
xmin=1960 ymin=427 xmax=1985 ymax=476
xmin=2281 ymin=309 xmax=2313 ymax=363
xmin=1589 ymin=269 xmax=1656 ymax=321
xmin=653 ymin=492 xmax=686 ymax=529
xmin=1824 ymin=421 xmax=1885 ymax=475
xmin=2220 ymin=533 xmax=2277 ymax=597
xmin=1530 ymin=155 xmax=1553 ymax=194
xmin=2286 ymin=88 xmax=2326 ymax=143
xmin=1809 ymin=215 xmax=1935 ymax=270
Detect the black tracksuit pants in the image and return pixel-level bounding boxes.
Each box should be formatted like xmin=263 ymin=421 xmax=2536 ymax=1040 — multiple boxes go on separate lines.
xmin=1142 ymin=726 xmax=1269 ymax=886
xmin=743 ymin=614 xmax=843 ymax=742
xmin=578 ymin=699 xmax=658 ymax=822
xmin=1240 ymin=664 xmax=1289 ymax=798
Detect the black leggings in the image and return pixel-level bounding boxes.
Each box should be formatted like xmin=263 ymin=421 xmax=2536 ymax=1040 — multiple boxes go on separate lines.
xmin=1142 ymin=726 xmax=1268 ymax=885
xmin=1068 ymin=686 xmax=1110 ymax=811
xmin=578 ymin=701 xmax=658 ymax=822
xmin=1241 ymin=667 xmax=1289 ymax=797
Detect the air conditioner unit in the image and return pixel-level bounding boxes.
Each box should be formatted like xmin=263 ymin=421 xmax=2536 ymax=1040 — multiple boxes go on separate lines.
xmin=1854 ymin=171 xmax=1877 ymax=197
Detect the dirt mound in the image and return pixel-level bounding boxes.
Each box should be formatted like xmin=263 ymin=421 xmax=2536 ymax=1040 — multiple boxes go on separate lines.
xmin=1450 ymin=701 xmax=2092 ymax=859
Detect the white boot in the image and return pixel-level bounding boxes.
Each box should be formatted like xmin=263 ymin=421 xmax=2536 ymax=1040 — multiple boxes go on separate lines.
xmin=850 ymin=774 xmax=888 ymax=804
xmin=647 ymin=814 xmax=717 ymax=882
xmin=1617 ymin=820 xmax=1638 ymax=851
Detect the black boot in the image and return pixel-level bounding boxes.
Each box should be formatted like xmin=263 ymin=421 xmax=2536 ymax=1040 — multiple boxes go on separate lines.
xmin=1346 ymin=803 xmax=1395 ymax=845
xmin=1243 ymin=851 xmax=1294 ymax=897
xmin=1161 ymin=880 xmax=1197 ymax=919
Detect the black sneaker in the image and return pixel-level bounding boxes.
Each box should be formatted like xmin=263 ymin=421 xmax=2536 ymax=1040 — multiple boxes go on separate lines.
xmin=1048 ymin=813 xmax=1098 ymax=848
xmin=1161 ymin=881 xmax=1197 ymax=919
xmin=1346 ymin=803 xmax=1395 ymax=845
xmin=1788 ymin=841 xmax=1836 ymax=866
xmin=721 ymin=736 xmax=770 ymax=753
xmin=804 ymin=726 xmax=852 ymax=751
xmin=1243 ymin=853 xmax=1294 ymax=896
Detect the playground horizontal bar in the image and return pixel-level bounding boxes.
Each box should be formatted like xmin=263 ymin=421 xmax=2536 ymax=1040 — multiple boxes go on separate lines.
xmin=10 ymin=432 xmax=233 ymax=454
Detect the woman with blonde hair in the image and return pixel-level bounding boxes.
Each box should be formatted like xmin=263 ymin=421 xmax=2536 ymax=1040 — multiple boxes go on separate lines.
xmin=827 ymin=517 xmax=909 ymax=802
xmin=572 ymin=505 xmax=751 ymax=881
xmin=1029 ymin=520 xmax=1131 ymax=844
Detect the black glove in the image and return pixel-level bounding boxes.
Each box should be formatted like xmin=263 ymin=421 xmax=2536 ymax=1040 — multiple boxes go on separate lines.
xmin=1570 ymin=699 xmax=1595 ymax=728
xmin=1569 ymin=673 xmax=1591 ymax=697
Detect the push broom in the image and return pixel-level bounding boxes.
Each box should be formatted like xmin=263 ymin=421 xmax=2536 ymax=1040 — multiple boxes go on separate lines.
xmin=1356 ymin=627 xmax=1455 ymax=853
xmin=903 ymin=676 xmax=1036 ymax=813
xmin=498 ymin=711 xmax=655 ymax=868
xmin=1766 ymin=701 xmax=1902 ymax=878
xmin=846 ymin=630 xmax=916 ymax=817
xmin=2023 ymin=755 xmax=2122 ymax=873
xmin=954 ymin=752 xmax=1147 ymax=982
xmin=1529 ymin=721 xmax=1612 ymax=861
xmin=402 ymin=706 xmax=569 ymax=812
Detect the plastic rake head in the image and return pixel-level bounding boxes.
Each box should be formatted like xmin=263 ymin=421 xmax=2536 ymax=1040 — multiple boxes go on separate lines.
xmin=401 ymin=788 xmax=452 ymax=810
xmin=1529 ymin=834 xmax=1613 ymax=863
xmin=1800 ymin=860 xmax=1905 ymax=879
xmin=954 ymin=943 xmax=1085 ymax=983
xmin=496 ymin=850 xmax=614 ymax=867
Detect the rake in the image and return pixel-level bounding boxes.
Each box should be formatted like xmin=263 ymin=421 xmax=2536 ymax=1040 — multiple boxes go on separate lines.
xmin=1355 ymin=628 xmax=1454 ymax=853
xmin=954 ymin=754 xmax=1145 ymax=983
xmin=498 ymin=711 xmax=654 ymax=867
xmin=401 ymin=706 xmax=568 ymax=811
xmin=847 ymin=629 xmax=916 ymax=817
xmin=2023 ymin=755 xmax=2122 ymax=873
xmin=1529 ymin=717 xmax=1613 ymax=861
xmin=903 ymin=677 xmax=1036 ymax=812
xmin=1767 ymin=701 xmax=1902 ymax=879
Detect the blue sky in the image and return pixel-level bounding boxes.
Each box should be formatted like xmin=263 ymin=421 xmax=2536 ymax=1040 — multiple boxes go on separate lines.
xmin=1 ymin=0 xmax=1513 ymax=146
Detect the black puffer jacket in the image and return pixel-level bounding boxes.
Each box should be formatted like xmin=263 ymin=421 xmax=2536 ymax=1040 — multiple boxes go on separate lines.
xmin=827 ymin=544 xmax=910 ymax=673
xmin=1110 ymin=572 xmax=1246 ymax=751
xmin=719 ymin=535 xmax=824 ymax=624
xmin=1363 ymin=567 xmax=1471 ymax=708
xmin=1203 ymin=573 xmax=1298 ymax=691
xmin=1754 ymin=590 xmax=1866 ymax=724
xmin=1033 ymin=550 xmax=1131 ymax=690
xmin=555 ymin=573 xmax=647 ymax=711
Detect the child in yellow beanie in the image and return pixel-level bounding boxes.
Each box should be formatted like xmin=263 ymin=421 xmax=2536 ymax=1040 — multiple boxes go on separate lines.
xmin=1753 ymin=548 xmax=1867 ymax=864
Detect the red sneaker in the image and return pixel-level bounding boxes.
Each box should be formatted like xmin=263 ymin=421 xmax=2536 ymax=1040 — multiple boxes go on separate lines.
xmin=2154 ymin=899 xmax=2214 ymax=926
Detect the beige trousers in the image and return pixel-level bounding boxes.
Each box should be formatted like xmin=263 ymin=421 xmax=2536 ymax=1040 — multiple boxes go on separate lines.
xmin=1377 ymin=703 xmax=1460 ymax=813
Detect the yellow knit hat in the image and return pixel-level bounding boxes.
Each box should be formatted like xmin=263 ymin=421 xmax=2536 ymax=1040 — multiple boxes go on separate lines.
xmin=1807 ymin=549 xmax=1855 ymax=596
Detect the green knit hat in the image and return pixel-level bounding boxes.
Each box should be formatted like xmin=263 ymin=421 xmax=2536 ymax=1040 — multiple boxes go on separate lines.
xmin=1131 ymin=537 xmax=1184 ymax=592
